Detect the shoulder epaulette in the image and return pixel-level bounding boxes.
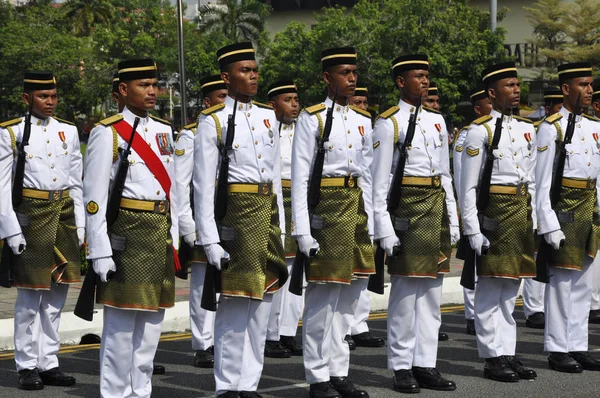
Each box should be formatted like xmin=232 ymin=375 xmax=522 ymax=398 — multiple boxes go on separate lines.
xmin=0 ymin=117 xmax=22 ymax=128
xmin=473 ymin=115 xmax=492 ymax=125
xmin=378 ymin=106 xmax=400 ymax=119
xmin=252 ymin=100 xmax=273 ymax=110
xmin=304 ymin=104 xmax=326 ymax=115
xmin=149 ymin=114 xmax=171 ymax=126
xmin=423 ymin=106 xmax=440 ymax=114
xmin=544 ymin=113 xmax=562 ymax=124
xmin=514 ymin=115 xmax=533 ymax=124
xmin=183 ymin=122 xmax=198 ymax=131
xmin=533 ymin=120 xmax=541 ymax=128
xmin=583 ymin=114 xmax=600 ymax=122
xmin=53 ymin=116 xmax=75 ymax=126
xmin=201 ymin=103 xmax=226 ymax=115
xmin=99 ymin=114 xmax=124 ymax=126
xmin=349 ymin=105 xmax=371 ymax=118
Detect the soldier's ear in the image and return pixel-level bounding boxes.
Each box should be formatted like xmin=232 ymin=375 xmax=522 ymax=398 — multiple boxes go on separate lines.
xmin=561 ymin=83 xmax=569 ymax=97
xmin=221 ymin=71 xmax=230 ymax=85
xmin=22 ymin=92 xmax=30 ymax=107
xmin=487 ymin=87 xmax=496 ymax=101
xmin=322 ymin=70 xmax=331 ymax=86
xmin=395 ymin=75 xmax=404 ymax=90
xmin=202 ymin=97 xmax=210 ymax=109
xmin=118 ymin=82 xmax=128 ymax=98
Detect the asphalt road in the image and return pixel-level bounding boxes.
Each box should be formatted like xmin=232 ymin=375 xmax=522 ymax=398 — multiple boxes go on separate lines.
xmin=1 ymin=308 xmax=600 ymax=397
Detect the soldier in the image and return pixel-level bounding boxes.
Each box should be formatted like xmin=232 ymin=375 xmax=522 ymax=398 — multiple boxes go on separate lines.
xmin=291 ymin=47 xmax=374 ymax=398
xmin=536 ymin=62 xmax=600 ymax=373
xmin=0 ymin=72 xmax=82 ymax=390
xmin=349 ymin=86 xmax=369 ymax=111
xmin=589 ymin=80 xmax=600 ymax=325
xmin=460 ymin=62 xmax=537 ymax=382
xmin=372 ymin=54 xmax=458 ymax=393
xmin=193 ymin=42 xmax=288 ymax=397
xmin=175 ymin=74 xmax=228 ymax=368
xmin=422 ymin=82 xmax=440 ymax=111
xmin=84 ymin=59 xmax=179 ymax=397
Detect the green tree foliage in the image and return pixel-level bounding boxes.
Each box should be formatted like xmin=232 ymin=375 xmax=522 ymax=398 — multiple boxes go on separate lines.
xmin=197 ymin=0 xmax=271 ymax=44
xmin=64 ymin=0 xmax=113 ymax=37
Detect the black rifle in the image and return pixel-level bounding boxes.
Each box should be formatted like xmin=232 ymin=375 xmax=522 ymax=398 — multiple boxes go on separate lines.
xmin=367 ymin=97 xmax=421 ymax=294
xmin=74 ymin=117 xmax=140 ymax=321
xmin=200 ymin=94 xmax=239 ymax=311
xmin=0 ymin=103 xmax=33 ymax=288
xmin=460 ymin=103 xmax=507 ymax=290
xmin=534 ymin=95 xmax=579 ymax=283
xmin=289 ymin=89 xmax=337 ymax=296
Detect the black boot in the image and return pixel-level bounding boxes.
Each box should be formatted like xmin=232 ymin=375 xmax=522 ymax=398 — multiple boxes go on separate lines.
xmin=265 ymin=340 xmax=291 ymax=358
xmin=548 ymin=352 xmax=583 ymax=373
xmin=239 ymin=391 xmax=263 ymax=398
xmin=194 ymin=348 xmax=215 ymax=368
xmin=503 ymin=356 xmax=536 ymax=379
xmin=466 ymin=319 xmax=476 ymax=336
xmin=152 ymin=364 xmax=166 ymax=375
xmin=392 ymin=369 xmax=419 ymax=393
xmin=18 ymin=368 xmax=43 ymax=390
xmin=330 ymin=376 xmax=369 ymax=397
xmin=280 ymin=335 xmax=303 ymax=355
xmin=344 ymin=335 xmax=356 ymax=351
xmin=217 ymin=392 xmax=240 ymax=398
xmin=412 ymin=367 xmax=456 ymax=391
xmin=525 ymin=312 xmax=545 ymax=329
xmin=351 ymin=332 xmax=384 ymax=348
xmin=438 ymin=332 xmax=449 ymax=342
xmin=569 ymin=351 xmax=600 ymax=371
xmin=309 ymin=381 xmax=342 ymax=398
xmin=38 ymin=367 xmax=76 ymax=386
xmin=483 ymin=357 xmax=519 ymax=382
xmin=589 ymin=309 xmax=600 ymax=324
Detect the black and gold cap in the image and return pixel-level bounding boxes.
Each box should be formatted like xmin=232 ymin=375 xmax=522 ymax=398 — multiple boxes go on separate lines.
xmin=200 ymin=74 xmax=227 ymax=96
xmin=593 ymin=79 xmax=600 ymax=102
xmin=217 ymin=42 xmax=255 ymax=70
xmin=428 ymin=82 xmax=438 ymax=96
xmin=543 ymin=87 xmax=563 ymax=104
xmin=267 ymin=80 xmax=297 ymax=100
xmin=392 ymin=54 xmax=429 ymax=78
xmin=112 ymin=72 xmax=120 ymax=94
xmin=23 ymin=71 xmax=56 ymax=91
xmin=557 ymin=62 xmax=592 ymax=83
xmin=353 ymin=87 xmax=368 ymax=97
xmin=469 ymin=85 xmax=488 ymax=104
xmin=481 ymin=62 xmax=518 ymax=86
xmin=118 ymin=59 xmax=157 ymax=82
xmin=321 ymin=47 xmax=357 ymax=71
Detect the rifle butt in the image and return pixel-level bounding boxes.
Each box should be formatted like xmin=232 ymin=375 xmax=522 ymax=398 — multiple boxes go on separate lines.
xmin=460 ymin=249 xmax=476 ymax=290
xmin=367 ymin=245 xmax=385 ymax=294
xmin=289 ymin=250 xmax=305 ymax=296
xmin=200 ymin=265 xmax=218 ymax=311
xmin=175 ymin=241 xmax=192 ymax=280
xmin=533 ymin=240 xmax=551 ymax=283
xmin=0 ymin=242 xmax=13 ymax=288
xmin=74 ymin=270 xmax=98 ymax=321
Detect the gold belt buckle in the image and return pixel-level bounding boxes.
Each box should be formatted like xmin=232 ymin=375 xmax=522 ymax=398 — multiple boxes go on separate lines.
xmin=517 ymin=183 xmax=528 ymax=196
xmin=433 ymin=175 xmax=441 ymax=187
xmin=155 ymin=201 xmax=168 ymax=213
xmin=347 ymin=177 xmax=355 ymax=188
xmin=260 ymin=183 xmax=271 ymax=195
xmin=52 ymin=191 xmax=60 ymax=201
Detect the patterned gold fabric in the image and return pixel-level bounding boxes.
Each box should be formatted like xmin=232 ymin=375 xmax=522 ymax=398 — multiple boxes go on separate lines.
xmin=191 ymin=246 xmax=207 ymax=262
xmin=282 ymin=187 xmax=297 ymax=257
xmin=550 ymin=186 xmax=600 ymax=270
xmin=308 ymin=186 xmax=374 ymax=284
xmin=96 ymin=208 xmax=175 ymax=310
xmin=477 ymin=193 xmax=535 ymax=279
xmin=220 ymin=192 xmax=287 ymax=299
xmin=12 ymin=197 xmax=80 ymax=289
xmin=387 ymin=185 xmax=451 ymax=277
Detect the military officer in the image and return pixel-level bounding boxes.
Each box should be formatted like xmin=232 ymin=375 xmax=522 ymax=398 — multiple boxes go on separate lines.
xmin=348 ymin=86 xmax=369 ymax=111
xmin=372 ymin=54 xmax=458 ymax=393
xmin=291 ymin=47 xmax=374 ymax=398
xmin=422 ymin=82 xmax=440 ymax=111
xmin=0 ymin=72 xmax=82 ymax=390
xmin=589 ymin=80 xmax=600 ymax=325
xmin=536 ymin=62 xmax=600 ymax=373
xmin=84 ymin=59 xmax=179 ymax=397
xmin=175 ymin=74 xmax=228 ymax=368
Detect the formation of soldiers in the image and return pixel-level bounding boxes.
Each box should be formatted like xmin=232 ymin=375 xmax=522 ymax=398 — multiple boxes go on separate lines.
xmin=1 ymin=42 xmax=600 ymax=398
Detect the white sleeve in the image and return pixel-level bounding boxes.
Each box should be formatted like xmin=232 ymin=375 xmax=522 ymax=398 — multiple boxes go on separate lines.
xmin=0 ymin=127 xmax=21 ymax=239
xmin=371 ymin=117 xmax=396 ymax=240
xmin=358 ymin=121 xmax=374 ymax=236
xmin=439 ymin=118 xmax=459 ymax=227
xmin=271 ymin=113 xmax=285 ymax=235
xmin=535 ymin=122 xmax=560 ymax=233
xmin=68 ymin=126 xmax=85 ymax=229
xmin=460 ymin=124 xmax=487 ymax=236
xmin=174 ymin=129 xmax=196 ymax=237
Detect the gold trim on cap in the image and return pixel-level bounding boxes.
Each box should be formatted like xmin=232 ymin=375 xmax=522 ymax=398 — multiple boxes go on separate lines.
xmin=112 ymin=77 xmax=119 ymax=82
xmin=469 ymin=89 xmax=486 ymax=99
xmin=217 ymin=48 xmax=255 ymax=61
xmin=118 ymin=65 xmax=157 ymax=74
xmin=428 ymin=87 xmax=437 ymax=92
xmin=321 ymin=53 xmax=358 ymax=62
xmin=544 ymin=94 xmax=563 ymax=99
xmin=594 ymin=90 xmax=600 ymax=95
xmin=200 ymin=80 xmax=226 ymax=90
xmin=392 ymin=60 xmax=429 ymax=70
xmin=23 ymin=78 xmax=56 ymax=84
xmin=267 ymin=84 xmax=297 ymax=95
xmin=557 ymin=67 xmax=593 ymax=75
xmin=482 ymin=67 xmax=518 ymax=81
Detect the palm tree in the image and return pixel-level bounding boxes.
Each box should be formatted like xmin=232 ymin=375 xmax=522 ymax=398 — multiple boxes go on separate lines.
xmin=64 ymin=0 xmax=113 ymax=37
xmin=197 ymin=0 xmax=271 ymax=43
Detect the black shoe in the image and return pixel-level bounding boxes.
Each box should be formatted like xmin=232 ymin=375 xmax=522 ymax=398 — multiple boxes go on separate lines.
xmin=412 ymin=367 xmax=456 ymax=391
xmin=466 ymin=319 xmax=476 ymax=336
xmin=280 ymin=335 xmax=303 ymax=355
xmin=502 ymin=356 xmax=536 ymax=379
xmin=38 ymin=367 xmax=76 ymax=386
xmin=590 ymin=309 xmax=600 ymax=324
xmin=309 ymin=381 xmax=342 ymax=398
xmin=438 ymin=332 xmax=449 ymax=342
xmin=569 ymin=351 xmax=600 ymax=371
xmin=207 ymin=345 xmax=215 ymax=355
xmin=194 ymin=349 xmax=215 ymax=368
xmin=344 ymin=335 xmax=356 ymax=351
xmin=153 ymin=364 xmax=166 ymax=375
xmin=218 ymin=392 xmax=240 ymax=398
xmin=393 ymin=369 xmax=420 ymax=393
xmin=330 ymin=376 xmax=369 ymax=397
xmin=483 ymin=357 xmax=519 ymax=382
xmin=525 ymin=312 xmax=545 ymax=329
xmin=265 ymin=340 xmax=291 ymax=358
xmin=18 ymin=368 xmax=43 ymax=390
xmin=352 ymin=332 xmax=384 ymax=348
xmin=239 ymin=392 xmax=262 ymax=398
xmin=548 ymin=352 xmax=583 ymax=373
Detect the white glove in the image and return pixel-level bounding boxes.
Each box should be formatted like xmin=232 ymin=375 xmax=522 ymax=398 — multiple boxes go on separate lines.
xmin=92 ymin=257 xmax=116 ymax=282
xmin=379 ymin=234 xmax=401 ymax=256
xmin=450 ymin=225 xmax=460 ymax=246
xmin=297 ymin=235 xmax=320 ymax=257
xmin=544 ymin=229 xmax=566 ymax=250
xmin=77 ymin=228 xmax=85 ymax=247
xmin=6 ymin=233 xmax=26 ymax=255
xmin=183 ymin=233 xmax=196 ymax=246
xmin=468 ymin=233 xmax=490 ymax=256
xmin=204 ymin=243 xmax=230 ymax=270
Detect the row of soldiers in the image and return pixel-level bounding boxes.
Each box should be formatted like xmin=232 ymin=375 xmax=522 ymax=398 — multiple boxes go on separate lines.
xmin=1 ymin=41 xmax=600 ymax=398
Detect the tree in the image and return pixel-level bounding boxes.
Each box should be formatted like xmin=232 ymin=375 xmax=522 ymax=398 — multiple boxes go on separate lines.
xmin=524 ymin=0 xmax=568 ymax=69
xmin=197 ymin=0 xmax=271 ymax=44
xmin=64 ymin=0 xmax=113 ymax=37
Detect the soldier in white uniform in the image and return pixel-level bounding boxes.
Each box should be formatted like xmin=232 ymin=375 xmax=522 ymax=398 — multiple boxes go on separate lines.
xmin=589 ymin=81 xmax=600 ymax=325
xmin=175 ymin=74 xmax=227 ymax=368
xmin=84 ymin=59 xmax=179 ymax=397
xmin=0 ymin=72 xmax=82 ymax=390
xmin=461 ymin=62 xmax=538 ymax=382
xmin=536 ymin=62 xmax=600 ymax=373
xmin=422 ymin=82 xmax=440 ymax=111
xmin=264 ymin=79 xmax=303 ymax=358
xmin=291 ymin=47 xmax=374 ymax=398
xmin=193 ymin=42 xmax=288 ymax=398
xmin=372 ymin=54 xmax=458 ymax=393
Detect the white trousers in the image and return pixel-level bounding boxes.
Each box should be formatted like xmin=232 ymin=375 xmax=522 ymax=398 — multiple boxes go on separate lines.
xmin=303 ymin=279 xmax=362 ymax=383
xmin=463 ymin=287 xmax=475 ymax=320
xmin=523 ymin=278 xmax=546 ymax=317
xmin=214 ymin=294 xmax=272 ymax=395
xmin=350 ymin=278 xmax=371 ymax=335
xmin=474 ymin=277 xmax=519 ymax=358
xmin=387 ymin=275 xmax=443 ymax=370
xmin=99 ymin=306 xmax=165 ymax=398
xmin=590 ymin=250 xmax=600 ymax=310
xmin=267 ymin=258 xmax=303 ymax=340
xmin=14 ymin=283 xmax=69 ymax=372
xmin=189 ymin=262 xmax=215 ymax=350
xmin=544 ymin=258 xmax=593 ymax=352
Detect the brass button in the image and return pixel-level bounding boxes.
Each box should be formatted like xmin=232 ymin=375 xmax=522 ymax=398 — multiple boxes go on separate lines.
xmin=247 ymin=112 xmax=251 ymax=117
xmin=64 ymin=151 xmax=68 ymax=155
xmin=509 ymin=126 xmax=512 ymax=130
xmin=499 ymin=153 xmax=503 ymax=157
xmin=254 ymin=140 xmax=258 ymax=145
xmin=581 ymin=137 xmax=585 ymax=141
xmin=516 ymin=165 xmax=519 ymax=169
xmin=261 ymin=168 xmax=265 ymax=173
xmin=578 ymin=124 xmax=582 ymax=128
xmin=410 ymin=107 xmax=415 ymax=112
xmin=258 ymin=154 xmax=262 ymax=159
xmin=51 ymin=164 xmax=54 ymax=169
xmin=514 ymin=151 xmax=517 ymax=156
xmin=344 ymin=116 xmax=347 ymax=120
xmin=570 ymin=150 xmax=573 ymax=154
xmin=336 ymin=106 xmax=341 ymax=111
xmin=270 ymin=139 xmax=273 ymax=144
xmin=283 ymin=125 xmax=287 ymax=130
xmin=48 ymin=152 xmax=52 ymax=157
xmin=43 ymin=128 xmax=46 ymax=132
xmin=423 ymin=130 xmax=426 ymax=133
xmin=329 ymin=145 xmax=333 ymax=149
xmin=429 ymin=155 xmax=432 ymax=159
xmin=28 ymin=154 xmax=33 ymax=159
xmin=52 ymin=177 xmax=56 ymax=181
xmin=347 ymin=130 xmax=351 ymax=134
xmin=145 ymin=128 xmax=148 ymax=132
xmin=418 ymin=117 xmax=421 ymax=121
xmin=585 ymin=149 xmax=589 ymax=154
xmin=46 ymin=139 xmax=50 ymax=143
xmin=431 ymin=169 xmax=435 ymax=173
xmin=511 ymin=138 xmax=515 ymax=142
xmin=166 ymin=158 xmax=170 ymax=163
xmin=588 ymin=162 xmax=591 ymax=166
xmin=130 ymin=160 xmax=135 ymax=164
xmin=156 ymin=190 xmax=160 ymax=195
xmin=238 ymin=105 xmax=243 ymax=110
xmin=251 ymin=127 xmax=255 ymax=131
xmin=289 ymin=133 xmax=292 ymax=137
xmin=235 ymin=144 xmax=239 ymax=149
xmin=349 ymin=144 xmax=353 ymax=149
xmin=148 ymin=142 xmax=151 ymax=147
xmin=350 ymin=159 xmax=353 ymax=163
xmin=426 ymin=143 xmax=429 ymax=147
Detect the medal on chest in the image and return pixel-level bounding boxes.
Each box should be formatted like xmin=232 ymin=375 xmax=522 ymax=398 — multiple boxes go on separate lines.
xmin=58 ymin=131 xmax=67 ymax=149
xmin=264 ymin=119 xmax=274 ymax=138
xmin=593 ymin=133 xmax=600 ymax=149
xmin=156 ymin=133 xmax=174 ymax=155
xmin=435 ymin=123 xmax=443 ymax=142
xmin=524 ymin=132 xmax=532 ymax=150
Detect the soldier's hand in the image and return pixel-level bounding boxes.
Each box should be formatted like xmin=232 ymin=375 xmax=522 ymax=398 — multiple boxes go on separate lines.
xmin=183 ymin=233 xmax=196 ymax=247
xmin=468 ymin=233 xmax=490 ymax=256
xmin=379 ymin=234 xmax=401 ymax=257
xmin=93 ymin=257 xmax=116 ymax=282
xmin=450 ymin=225 xmax=461 ymax=246
xmin=6 ymin=233 xmax=26 ymax=255
xmin=297 ymin=235 xmax=319 ymax=257
xmin=544 ymin=230 xmax=566 ymax=250
xmin=204 ymin=243 xmax=229 ymax=270
xmin=77 ymin=228 xmax=85 ymax=247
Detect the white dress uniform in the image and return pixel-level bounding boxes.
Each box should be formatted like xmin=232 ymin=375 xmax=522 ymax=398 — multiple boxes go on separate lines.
xmin=349 ymin=279 xmax=371 ymax=336
xmin=0 ymin=114 xmax=83 ymax=373
xmin=193 ymin=95 xmax=284 ymax=395
xmin=174 ymin=124 xmax=216 ymax=352
xmin=372 ymin=99 xmax=458 ymax=371
xmin=536 ymin=107 xmax=600 ymax=353
xmin=591 ymin=249 xmax=600 ymax=311
xmin=292 ymin=97 xmax=374 ymax=383
xmin=84 ymin=106 xmax=179 ymax=398
xmin=461 ymin=109 xmax=537 ymax=358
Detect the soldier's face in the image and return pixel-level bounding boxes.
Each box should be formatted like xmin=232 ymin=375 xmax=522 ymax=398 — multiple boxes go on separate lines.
xmin=120 ymin=78 xmax=158 ymax=111
xmin=489 ymin=77 xmax=520 ymax=109
xmin=23 ymin=89 xmax=57 ymax=119
xmin=203 ymin=89 xmax=228 ymax=109
xmin=222 ymin=61 xmax=259 ymax=98
xmin=349 ymin=95 xmax=368 ymax=111
xmin=397 ymin=69 xmax=429 ymax=101
xmin=323 ymin=64 xmax=358 ymax=98
xmin=562 ymin=76 xmax=593 ymax=108
xmin=270 ymin=93 xmax=300 ymax=124
xmin=422 ymin=94 xmax=440 ymax=111
xmin=474 ymin=97 xmax=492 ymax=117
xmin=593 ymin=100 xmax=600 ymax=116
xmin=545 ymin=102 xmax=562 ymax=117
